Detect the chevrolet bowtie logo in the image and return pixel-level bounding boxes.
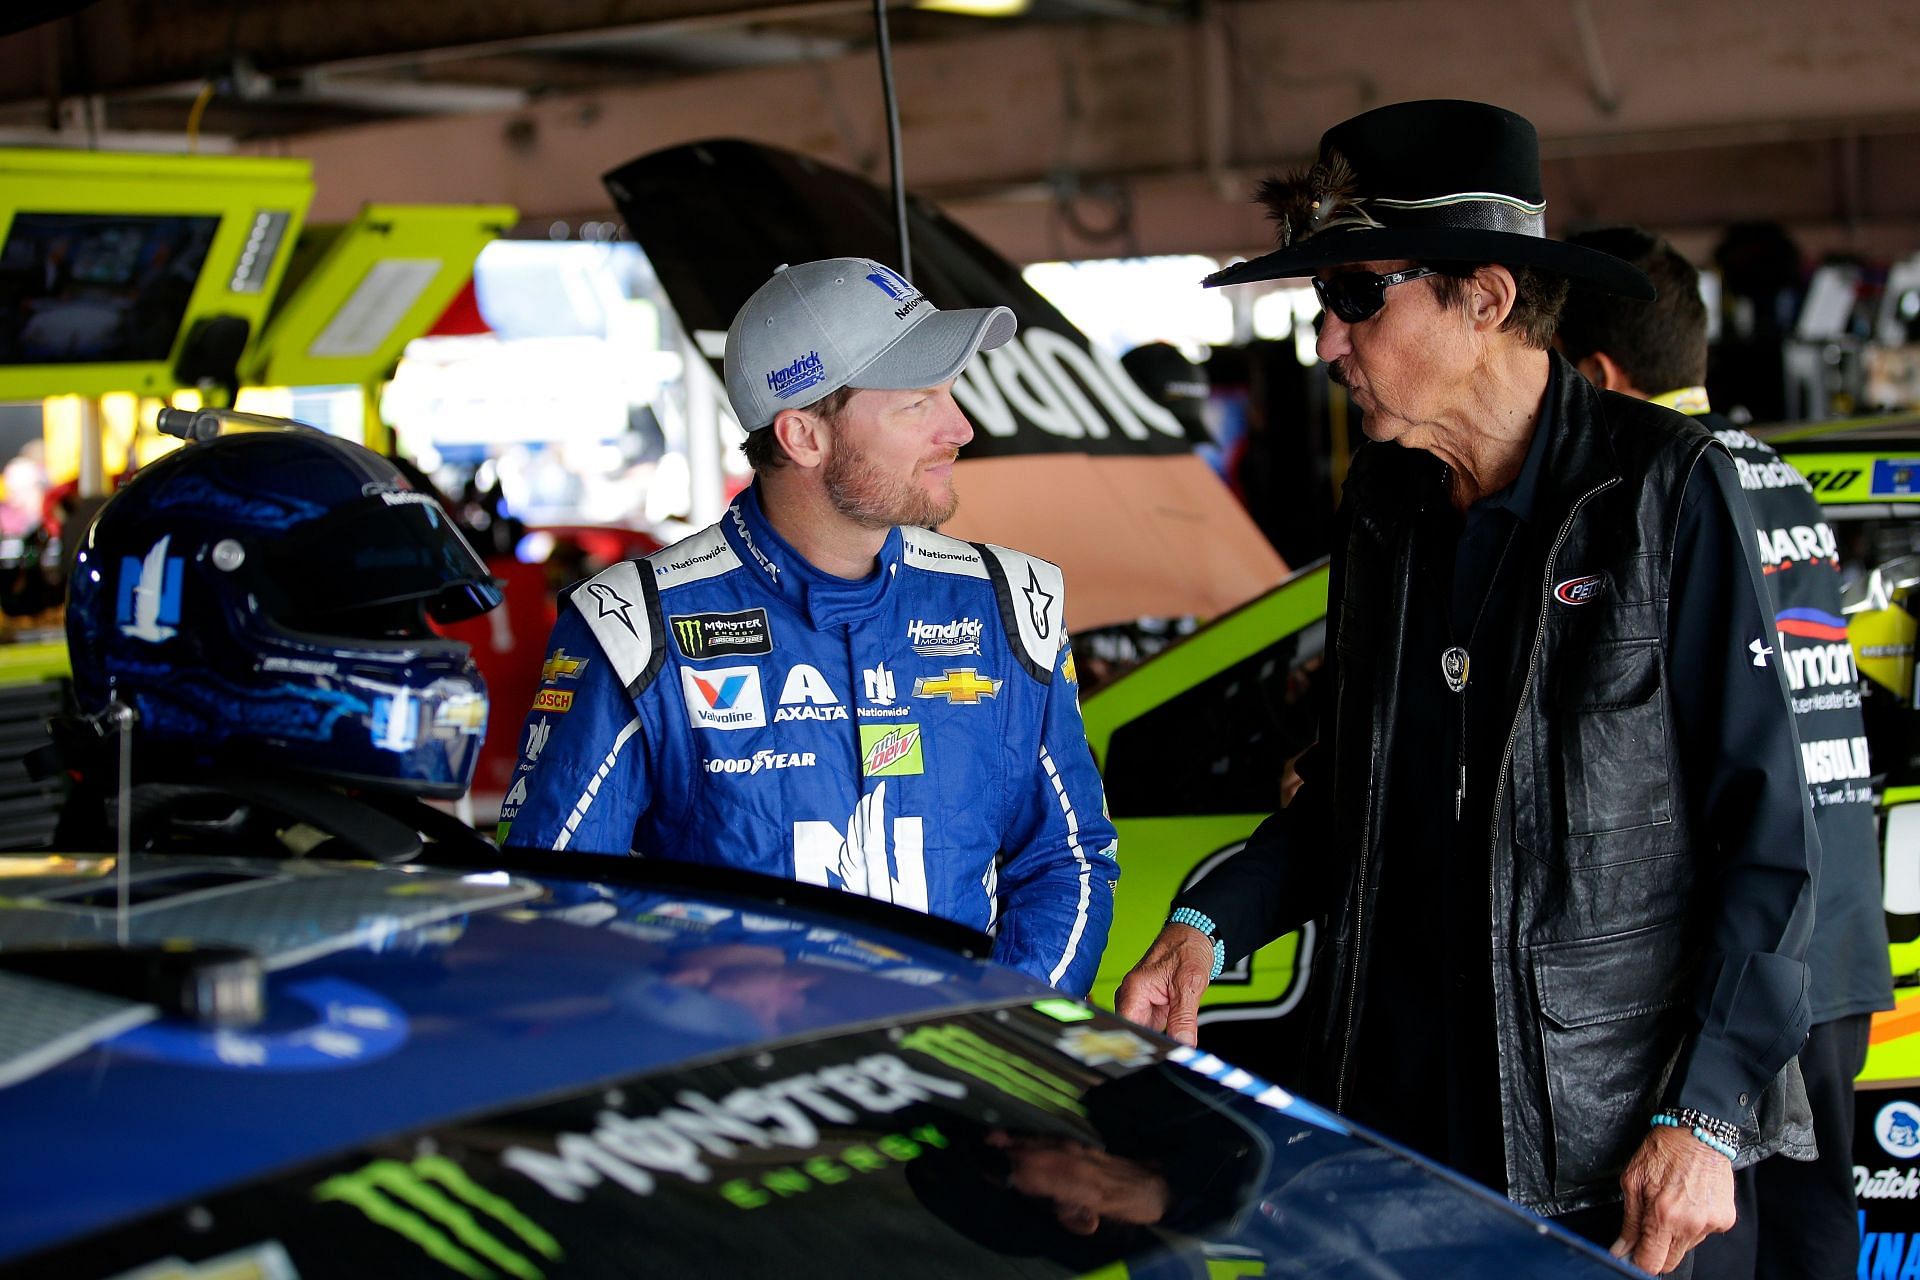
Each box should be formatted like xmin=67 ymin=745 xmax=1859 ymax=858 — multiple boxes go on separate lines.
xmin=913 ymin=669 xmax=1002 ymax=704
xmin=541 ymin=650 xmax=587 ymax=683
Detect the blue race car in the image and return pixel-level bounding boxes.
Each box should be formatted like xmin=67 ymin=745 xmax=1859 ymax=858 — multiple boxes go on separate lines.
xmin=0 ymin=850 xmax=1635 ymax=1279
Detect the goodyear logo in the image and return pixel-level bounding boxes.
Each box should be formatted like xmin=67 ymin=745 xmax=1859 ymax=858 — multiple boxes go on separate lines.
xmin=670 ymin=608 xmax=772 ymax=661
xmin=541 ymin=650 xmax=587 ymax=684
xmin=860 ymin=723 xmax=924 ymax=777
xmin=533 ymin=689 xmax=574 ymax=713
xmin=912 ymin=669 xmax=1002 ymax=704
xmin=315 ymin=1155 xmax=561 ymax=1280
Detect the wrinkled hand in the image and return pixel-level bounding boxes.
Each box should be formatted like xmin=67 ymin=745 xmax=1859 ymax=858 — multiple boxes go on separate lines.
xmin=986 ymin=1131 xmax=1171 ymax=1235
xmin=1611 ymin=1125 xmax=1736 ymax=1275
xmin=1114 ymin=923 xmax=1214 ymax=1046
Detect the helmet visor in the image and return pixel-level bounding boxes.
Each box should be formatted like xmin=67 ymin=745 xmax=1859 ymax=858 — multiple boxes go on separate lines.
xmin=262 ymin=493 xmax=503 ymax=629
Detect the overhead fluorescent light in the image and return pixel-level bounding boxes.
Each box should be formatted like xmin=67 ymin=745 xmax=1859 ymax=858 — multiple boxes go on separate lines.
xmin=915 ymin=0 xmax=1031 ymax=16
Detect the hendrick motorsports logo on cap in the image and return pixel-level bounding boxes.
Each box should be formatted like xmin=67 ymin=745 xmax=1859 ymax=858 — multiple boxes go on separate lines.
xmin=1877 ymin=1100 xmax=1920 ymax=1158
xmin=767 ymin=350 xmax=826 ymax=400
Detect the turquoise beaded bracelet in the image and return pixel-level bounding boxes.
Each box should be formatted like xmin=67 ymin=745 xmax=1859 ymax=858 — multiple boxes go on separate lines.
xmin=1168 ymin=907 xmax=1226 ymax=980
xmin=1650 ymin=1111 xmax=1738 ymax=1162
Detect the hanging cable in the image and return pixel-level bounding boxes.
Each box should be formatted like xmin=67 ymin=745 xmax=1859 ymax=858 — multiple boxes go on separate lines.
xmin=872 ymin=0 xmax=911 ymax=276
xmin=185 ymin=80 xmax=216 ymax=154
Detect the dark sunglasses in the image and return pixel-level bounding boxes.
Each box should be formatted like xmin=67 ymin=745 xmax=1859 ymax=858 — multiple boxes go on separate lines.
xmin=1313 ymin=267 xmax=1439 ymax=324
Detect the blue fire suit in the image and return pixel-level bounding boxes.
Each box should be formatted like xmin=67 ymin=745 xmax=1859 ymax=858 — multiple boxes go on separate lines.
xmin=499 ymin=484 xmax=1119 ymax=994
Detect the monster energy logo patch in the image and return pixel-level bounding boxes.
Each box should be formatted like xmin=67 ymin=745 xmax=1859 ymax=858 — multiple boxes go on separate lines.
xmin=669 ymin=608 xmax=772 ymax=661
xmin=315 ymin=1155 xmax=561 ymax=1280
xmin=900 ymin=1024 xmax=1086 ymax=1117
xmin=500 ymin=1053 xmax=966 ymax=1206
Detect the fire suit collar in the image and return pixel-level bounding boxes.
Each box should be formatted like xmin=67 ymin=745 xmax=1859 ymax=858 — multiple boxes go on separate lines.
xmin=725 ymin=483 xmax=904 ymax=629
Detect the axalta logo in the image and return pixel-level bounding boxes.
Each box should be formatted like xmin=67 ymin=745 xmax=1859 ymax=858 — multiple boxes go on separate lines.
xmin=1553 ymin=574 xmax=1605 ymax=606
xmin=680 ymin=665 xmax=766 ymax=730
xmin=913 ymin=668 xmax=1002 ymax=704
xmin=776 ymin=662 xmax=849 ymax=722
xmin=861 ymin=723 xmax=923 ymax=777
xmin=317 ymin=1156 xmax=562 ymax=1278
xmin=706 ymin=750 xmax=818 ymax=775
xmin=767 ymin=350 xmax=826 ymax=399
xmin=906 ymin=617 xmax=983 ymax=657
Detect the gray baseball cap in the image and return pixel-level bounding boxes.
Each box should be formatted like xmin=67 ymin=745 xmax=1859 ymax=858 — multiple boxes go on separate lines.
xmin=722 ymin=257 xmax=1017 ymax=431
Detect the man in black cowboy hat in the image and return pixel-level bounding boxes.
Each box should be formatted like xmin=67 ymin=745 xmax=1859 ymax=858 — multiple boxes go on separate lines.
xmin=1116 ymin=101 xmax=1816 ymax=1277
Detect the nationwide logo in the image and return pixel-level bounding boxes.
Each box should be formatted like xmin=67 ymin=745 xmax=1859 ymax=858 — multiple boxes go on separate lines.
xmin=1553 ymin=574 xmax=1605 ymax=606
xmin=541 ymin=650 xmax=588 ymax=683
xmin=532 ymin=689 xmax=574 ymax=713
xmin=864 ymin=663 xmax=897 ymax=704
xmin=655 ymin=540 xmax=728 ymax=577
xmin=906 ymin=617 xmax=983 ymax=658
xmin=767 ymin=350 xmax=826 ymax=400
xmin=524 ymin=718 xmax=552 ymax=763
xmin=861 ymin=723 xmax=924 ymax=777
xmin=913 ymin=669 xmax=1002 ymax=704
xmin=670 ymin=608 xmax=772 ymax=661
xmin=865 ymin=264 xmax=921 ymax=303
xmin=117 ymin=536 xmax=184 ymax=642
xmin=706 ymin=749 xmax=818 ymax=775
xmin=317 ymin=1155 xmax=562 ymax=1279
xmin=680 ymin=665 xmax=767 ymax=731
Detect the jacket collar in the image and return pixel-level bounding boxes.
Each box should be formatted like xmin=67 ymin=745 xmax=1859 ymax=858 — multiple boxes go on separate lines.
xmin=720 ymin=483 xmax=904 ymax=630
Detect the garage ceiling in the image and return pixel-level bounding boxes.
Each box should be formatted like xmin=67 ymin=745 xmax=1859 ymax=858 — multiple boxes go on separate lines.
xmin=4 ymin=0 xmax=1919 ymax=265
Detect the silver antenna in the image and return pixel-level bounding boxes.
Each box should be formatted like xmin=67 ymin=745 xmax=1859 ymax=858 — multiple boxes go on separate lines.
xmin=104 ymin=700 xmax=137 ymax=946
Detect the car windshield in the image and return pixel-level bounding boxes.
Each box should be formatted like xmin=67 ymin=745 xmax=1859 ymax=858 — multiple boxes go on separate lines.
xmin=22 ymin=998 xmax=1627 ymax=1278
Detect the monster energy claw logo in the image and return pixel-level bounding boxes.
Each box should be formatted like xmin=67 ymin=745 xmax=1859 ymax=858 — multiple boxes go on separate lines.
xmin=315 ymin=1155 xmax=562 ymax=1280
xmin=900 ymin=1024 xmax=1086 ymax=1118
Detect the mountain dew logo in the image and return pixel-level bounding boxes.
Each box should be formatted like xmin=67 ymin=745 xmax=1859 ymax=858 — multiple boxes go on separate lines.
xmin=860 ymin=722 xmax=923 ymax=777
xmin=315 ymin=1155 xmax=562 ymax=1280
xmin=900 ymin=1024 xmax=1085 ymax=1118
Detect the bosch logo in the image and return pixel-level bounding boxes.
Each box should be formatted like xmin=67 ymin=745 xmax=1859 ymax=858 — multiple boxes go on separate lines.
xmin=1554 ymin=574 xmax=1605 ymax=606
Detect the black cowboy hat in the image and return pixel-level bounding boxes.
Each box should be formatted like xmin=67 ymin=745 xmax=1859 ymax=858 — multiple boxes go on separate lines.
xmin=1205 ymin=99 xmax=1655 ymax=299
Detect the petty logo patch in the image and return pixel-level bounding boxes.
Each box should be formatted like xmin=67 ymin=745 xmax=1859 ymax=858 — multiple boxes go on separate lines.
xmin=670 ymin=608 xmax=772 ymax=661
xmin=1553 ymin=573 xmax=1605 ymax=606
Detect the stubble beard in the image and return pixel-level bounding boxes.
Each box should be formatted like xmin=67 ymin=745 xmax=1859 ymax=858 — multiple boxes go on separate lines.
xmin=824 ymin=441 xmax=960 ymax=530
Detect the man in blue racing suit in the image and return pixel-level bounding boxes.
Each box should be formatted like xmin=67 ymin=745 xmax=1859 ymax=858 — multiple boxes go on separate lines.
xmin=500 ymin=258 xmax=1119 ymax=995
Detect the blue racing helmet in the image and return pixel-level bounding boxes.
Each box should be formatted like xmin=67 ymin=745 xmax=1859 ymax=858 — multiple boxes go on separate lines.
xmin=66 ymin=429 xmax=504 ymax=798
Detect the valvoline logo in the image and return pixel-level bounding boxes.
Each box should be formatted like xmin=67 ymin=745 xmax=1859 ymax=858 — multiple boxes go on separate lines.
xmin=1553 ymin=574 xmax=1605 ymax=606
xmin=1775 ymin=607 xmax=1850 ymax=642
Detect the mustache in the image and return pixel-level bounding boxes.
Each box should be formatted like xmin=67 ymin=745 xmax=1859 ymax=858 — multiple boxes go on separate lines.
xmin=1327 ymin=360 xmax=1351 ymax=388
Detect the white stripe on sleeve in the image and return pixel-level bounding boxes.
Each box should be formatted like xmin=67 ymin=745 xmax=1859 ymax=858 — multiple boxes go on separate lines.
xmin=554 ymin=714 xmax=645 ymax=852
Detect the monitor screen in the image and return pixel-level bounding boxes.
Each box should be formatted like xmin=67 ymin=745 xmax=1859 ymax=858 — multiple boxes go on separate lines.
xmin=0 ymin=212 xmax=218 ymax=365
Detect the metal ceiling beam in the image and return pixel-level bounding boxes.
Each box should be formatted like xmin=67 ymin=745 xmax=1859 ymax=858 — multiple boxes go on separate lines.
xmin=0 ymin=0 xmax=878 ymax=104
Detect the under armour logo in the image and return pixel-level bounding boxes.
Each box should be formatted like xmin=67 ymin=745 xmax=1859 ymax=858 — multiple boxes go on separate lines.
xmin=1750 ymin=638 xmax=1774 ymax=668
xmin=587 ymin=583 xmax=638 ymax=636
xmin=1023 ymin=565 xmax=1054 ymax=639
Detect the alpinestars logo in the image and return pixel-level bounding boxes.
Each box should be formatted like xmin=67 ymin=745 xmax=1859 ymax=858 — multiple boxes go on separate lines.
xmin=117 ymin=536 xmax=183 ymax=642
xmin=316 ymin=1156 xmax=562 ymax=1279
xmin=1023 ymin=565 xmax=1054 ymax=639
xmin=586 ymin=583 xmax=638 ymax=636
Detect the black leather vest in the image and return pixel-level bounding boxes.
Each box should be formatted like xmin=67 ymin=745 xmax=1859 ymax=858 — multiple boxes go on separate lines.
xmin=1315 ymin=368 xmax=1810 ymax=1215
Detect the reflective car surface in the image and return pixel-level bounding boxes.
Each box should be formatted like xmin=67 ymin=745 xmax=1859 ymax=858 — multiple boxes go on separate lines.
xmin=0 ymin=851 xmax=1631 ymax=1278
